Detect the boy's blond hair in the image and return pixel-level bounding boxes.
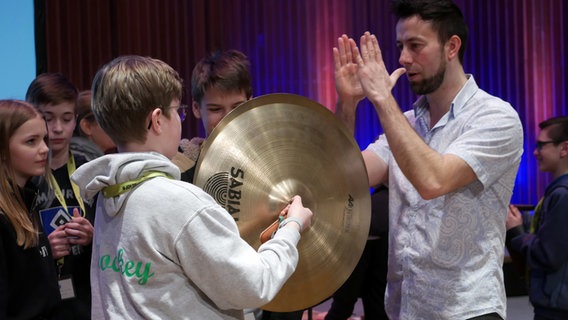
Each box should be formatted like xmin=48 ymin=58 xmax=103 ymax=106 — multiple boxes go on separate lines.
xmin=91 ymin=55 xmax=183 ymax=146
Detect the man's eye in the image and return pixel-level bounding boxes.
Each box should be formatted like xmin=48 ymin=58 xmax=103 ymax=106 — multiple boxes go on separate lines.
xmin=410 ymin=43 xmax=422 ymax=51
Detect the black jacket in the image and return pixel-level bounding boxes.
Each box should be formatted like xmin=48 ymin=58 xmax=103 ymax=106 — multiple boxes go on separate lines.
xmin=0 ymin=179 xmax=62 ymax=319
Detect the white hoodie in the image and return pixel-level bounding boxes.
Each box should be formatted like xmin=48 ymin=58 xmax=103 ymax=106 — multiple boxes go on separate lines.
xmin=71 ymin=152 xmax=300 ymax=319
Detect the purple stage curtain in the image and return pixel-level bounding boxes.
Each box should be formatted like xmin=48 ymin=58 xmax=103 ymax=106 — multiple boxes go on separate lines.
xmin=37 ymin=0 xmax=568 ymax=205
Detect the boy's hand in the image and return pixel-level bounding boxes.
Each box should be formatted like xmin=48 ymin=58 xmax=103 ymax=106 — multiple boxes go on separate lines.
xmin=281 ymin=195 xmax=313 ymax=232
xmin=506 ymin=204 xmax=523 ymax=230
xmin=64 ymin=208 xmax=94 ymax=246
xmin=48 ymin=225 xmax=71 ymax=259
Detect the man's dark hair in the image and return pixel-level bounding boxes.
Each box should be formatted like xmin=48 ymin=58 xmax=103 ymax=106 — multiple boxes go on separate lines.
xmin=392 ymin=0 xmax=468 ymax=63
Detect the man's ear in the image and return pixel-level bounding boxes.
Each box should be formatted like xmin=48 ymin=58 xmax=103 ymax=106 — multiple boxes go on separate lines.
xmin=446 ymin=35 xmax=462 ymax=61
xmin=192 ymin=101 xmax=202 ymax=119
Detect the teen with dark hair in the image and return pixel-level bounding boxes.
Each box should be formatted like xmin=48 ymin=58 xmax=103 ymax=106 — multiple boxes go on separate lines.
xmin=26 ymin=73 xmax=95 ymax=319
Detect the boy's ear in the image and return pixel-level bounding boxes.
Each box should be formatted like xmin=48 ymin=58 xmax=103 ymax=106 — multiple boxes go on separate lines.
xmin=147 ymin=108 xmax=164 ymax=133
xmin=192 ymin=101 xmax=202 ymax=119
xmin=79 ymin=118 xmax=92 ymax=136
xmin=561 ymin=141 xmax=568 ymax=158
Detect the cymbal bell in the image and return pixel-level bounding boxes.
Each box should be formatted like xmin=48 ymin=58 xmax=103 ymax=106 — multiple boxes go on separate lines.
xmin=194 ymin=93 xmax=371 ymax=312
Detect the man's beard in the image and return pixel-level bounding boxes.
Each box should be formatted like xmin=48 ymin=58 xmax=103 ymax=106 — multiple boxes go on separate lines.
xmin=409 ymin=59 xmax=446 ymax=95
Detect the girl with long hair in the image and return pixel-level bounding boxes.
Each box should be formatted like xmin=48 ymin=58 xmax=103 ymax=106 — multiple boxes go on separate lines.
xmin=0 ymin=99 xmax=62 ymax=319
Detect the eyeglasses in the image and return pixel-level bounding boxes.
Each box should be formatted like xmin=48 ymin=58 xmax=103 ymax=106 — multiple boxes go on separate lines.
xmin=536 ymin=140 xmax=559 ymax=152
xmin=147 ymin=104 xmax=189 ymax=129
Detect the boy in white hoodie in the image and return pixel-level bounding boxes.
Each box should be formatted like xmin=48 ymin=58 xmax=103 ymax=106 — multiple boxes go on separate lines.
xmin=71 ymin=55 xmax=313 ymax=319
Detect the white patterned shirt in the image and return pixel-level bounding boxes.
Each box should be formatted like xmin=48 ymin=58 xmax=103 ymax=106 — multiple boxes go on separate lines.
xmin=367 ymin=75 xmax=523 ymax=320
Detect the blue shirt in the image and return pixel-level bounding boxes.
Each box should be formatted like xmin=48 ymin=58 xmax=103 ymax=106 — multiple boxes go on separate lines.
xmin=367 ymin=75 xmax=524 ymax=319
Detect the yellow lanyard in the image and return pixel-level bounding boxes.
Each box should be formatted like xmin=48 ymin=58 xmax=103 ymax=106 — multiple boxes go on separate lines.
xmin=529 ymin=197 xmax=544 ymax=234
xmin=48 ymin=153 xmax=86 ymax=217
xmin=102 ymin=172 xmax=171 ymax=198
xmin=525 ymin=197 xmax=545 ymax=281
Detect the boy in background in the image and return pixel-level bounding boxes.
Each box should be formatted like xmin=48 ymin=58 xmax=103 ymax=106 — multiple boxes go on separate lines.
xmin=174 ymin=49 xmax=305 ymax=320
xmin=173 ymin=49 xmax=252 ymax=183
xmin=71 ymin=90 xmax=116 ymax=161
xmin=26 ymin=73 xmax=95 ymax=319
xmin=506 ymin=116 xmax=568 ymax=320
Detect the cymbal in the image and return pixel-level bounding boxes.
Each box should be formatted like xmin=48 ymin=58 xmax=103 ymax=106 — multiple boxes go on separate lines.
xmin=194 ymin=93 xmax=371 ymax=312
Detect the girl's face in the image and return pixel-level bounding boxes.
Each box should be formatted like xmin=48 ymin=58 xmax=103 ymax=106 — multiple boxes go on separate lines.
xmin=9 ymin=115 xmax=49 ymax=187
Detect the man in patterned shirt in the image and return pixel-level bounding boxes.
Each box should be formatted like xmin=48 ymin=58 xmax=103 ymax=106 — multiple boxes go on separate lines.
xmin=333 ymin=0 xmax=523 ymax=319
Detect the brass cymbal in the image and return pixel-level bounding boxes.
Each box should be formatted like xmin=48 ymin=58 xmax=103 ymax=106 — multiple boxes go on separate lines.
xmin=194 ymin=93 xmax=371 ymax=312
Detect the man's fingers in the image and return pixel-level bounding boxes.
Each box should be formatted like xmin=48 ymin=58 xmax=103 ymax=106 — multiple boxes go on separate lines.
xmin=358 ymin=34 xmax=368 ymax=62
xmin=337 ymin=37 xmax=346 ymax=64
xmin=391 ymin=68 xmax=407 ymax=83
xmin=349 ymin=37 xmax=364 ymax=65
xmin=371 ymin=34 xmax=383 ymax=63
xmin=333 ymin=47 xmax=341 ymax=71
xmin=337 ymin=35 xmax=350 ymax=64
xmin=364 ymin=34 xmax=375 ymax=59
xmin=352 ymin=46 xmax=363 ymax=65
xmin=342 ymin=35 xmax=353 ymax=63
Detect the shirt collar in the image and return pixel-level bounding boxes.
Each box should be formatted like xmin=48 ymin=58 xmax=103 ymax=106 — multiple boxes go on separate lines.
xmin=412 ymin=74 xmax=479 ymax=127
xmin=413 ymin=74 xmax=479 ymax=120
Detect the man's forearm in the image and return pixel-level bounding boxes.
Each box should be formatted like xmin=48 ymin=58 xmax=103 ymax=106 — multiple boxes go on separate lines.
xmin=372 ymin=95 xmax=460 ymax=199
xmin=335 ymin=98 xmax=359 ymax=135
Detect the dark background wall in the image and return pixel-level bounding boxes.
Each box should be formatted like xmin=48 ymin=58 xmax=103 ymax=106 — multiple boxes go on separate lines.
xmin=34 ymin=0 xmax=568 ymax=205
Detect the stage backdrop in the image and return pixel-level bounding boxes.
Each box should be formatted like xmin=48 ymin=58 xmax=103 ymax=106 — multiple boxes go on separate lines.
xmin=35 ymin=0 xmax=568 ymax=206
xmin=0 ymin=1 xmax=35 ymax=99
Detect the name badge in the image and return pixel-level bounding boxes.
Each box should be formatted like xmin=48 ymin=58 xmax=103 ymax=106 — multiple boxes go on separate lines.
xmin=58 ymin=275 xmax=76 ymax=300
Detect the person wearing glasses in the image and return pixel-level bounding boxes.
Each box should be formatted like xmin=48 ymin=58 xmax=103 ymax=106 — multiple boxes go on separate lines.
xmin=26 ymin=73 xmax=95 ymax=319
xmin=70 ymin=55 xmax=313 ymax=319
xmin=506 ymin=116 xmax=568 ymax=320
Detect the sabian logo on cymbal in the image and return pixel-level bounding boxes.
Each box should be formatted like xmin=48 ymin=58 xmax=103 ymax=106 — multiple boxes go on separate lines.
xmin=342 ymin=194 xmax=354 ymax=232
xmin=203 ymin=167 xmax=245 ymax=221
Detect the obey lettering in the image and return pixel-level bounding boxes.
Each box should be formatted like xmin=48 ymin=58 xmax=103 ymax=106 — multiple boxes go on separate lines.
xmin=99 ymin=248 xmax=155 ymax=285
